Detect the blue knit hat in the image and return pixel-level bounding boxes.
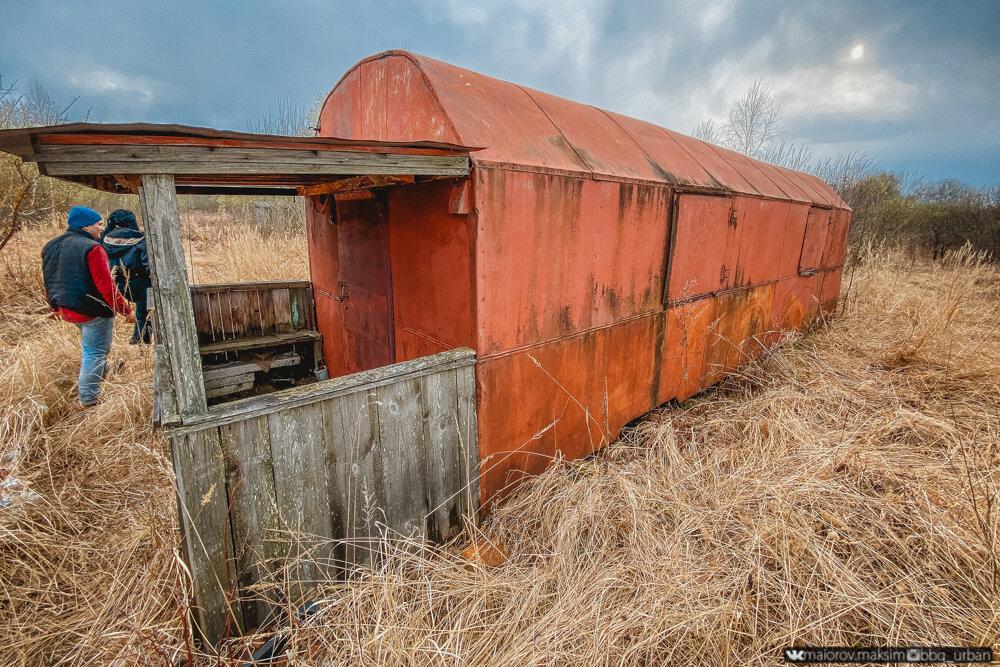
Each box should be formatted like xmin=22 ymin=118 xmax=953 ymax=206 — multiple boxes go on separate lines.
xmin=67 ymin=206 xmax=102 ymax=229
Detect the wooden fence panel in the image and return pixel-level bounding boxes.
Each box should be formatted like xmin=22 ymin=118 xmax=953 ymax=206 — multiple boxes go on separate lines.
xmin=218 ymin=415 xmax=282 ymax=629
xmin=172 ymin=427 xmax=242 ymax=642
xmin=167 ymin=348 xmax=479 ymax=644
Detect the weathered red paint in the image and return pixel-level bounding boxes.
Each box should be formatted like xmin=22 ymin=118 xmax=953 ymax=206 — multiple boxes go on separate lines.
xmin=309 ymin=51 xmax=852 ymax=507
xmin=666 ymin=194 xmax=737 ymax=302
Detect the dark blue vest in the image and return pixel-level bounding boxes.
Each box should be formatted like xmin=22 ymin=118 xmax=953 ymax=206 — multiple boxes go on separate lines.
xmin=41 ymin=228 xmax=115 ymax=318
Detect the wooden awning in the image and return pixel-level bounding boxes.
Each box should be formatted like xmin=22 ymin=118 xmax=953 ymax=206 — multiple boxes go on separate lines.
xmin=0 ymin=122 xmax=476 ymax=195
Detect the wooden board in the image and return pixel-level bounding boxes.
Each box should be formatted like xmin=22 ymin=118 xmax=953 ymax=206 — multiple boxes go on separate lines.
xmin=37 ymin=144 xmax=470 ymax=177
xmin=268 ymin=403 xmax=337 ymax=601
xmin=171 ymin=428 xmax=242 ymax=643
xmin=218 ymin=416 xmax=283 ymax=629
xmin=199 ymin=330 xmax=320 ymax=355
xmin=140 ymin=174 xmax=207 ymax=419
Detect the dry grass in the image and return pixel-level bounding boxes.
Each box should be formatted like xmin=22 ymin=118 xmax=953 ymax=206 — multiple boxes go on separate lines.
xmin=1 ymin=214 xmax=998 ymax=665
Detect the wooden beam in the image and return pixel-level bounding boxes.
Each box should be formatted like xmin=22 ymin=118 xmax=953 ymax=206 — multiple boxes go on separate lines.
xmin=167 ymin=347 xmax=477 ymax=436
xmin=140 ymin=174 xmax=208 ymax=419
xmin=113 ymin=174 xmax=140 ymax=194
xmin=198 ymin=330 xmax=321 ymax=356
xmin=297 ymin=174 xmax=415 ymax=196
xmin=35 ymin=144 xmax=470 ymax=177
xmin=333 ymin=190 xmax=374 ymax=202
xmin=191 ymin=280 xmax=311 ymax=294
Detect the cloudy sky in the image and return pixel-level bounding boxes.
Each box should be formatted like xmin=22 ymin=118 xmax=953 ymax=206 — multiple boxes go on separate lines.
xmin=2 ymin=0 xmax=997 ymax=185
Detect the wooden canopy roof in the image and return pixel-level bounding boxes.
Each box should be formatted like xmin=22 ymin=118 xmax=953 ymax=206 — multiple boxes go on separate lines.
xmin=0 ymin=122 xmax=476 ymax=196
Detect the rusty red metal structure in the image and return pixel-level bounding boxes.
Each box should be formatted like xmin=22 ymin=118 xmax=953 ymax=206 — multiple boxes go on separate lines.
xmin=307 ymin=51 xmax=851 ymax=506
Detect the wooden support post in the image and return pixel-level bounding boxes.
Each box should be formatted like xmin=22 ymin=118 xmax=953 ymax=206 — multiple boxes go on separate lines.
xmin=139 ymin=174 xmax=208 ymax=419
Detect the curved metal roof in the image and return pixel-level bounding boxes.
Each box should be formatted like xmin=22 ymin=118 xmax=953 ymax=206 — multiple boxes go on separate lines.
xmin=321 ymin=51 xmax=846 ymax=208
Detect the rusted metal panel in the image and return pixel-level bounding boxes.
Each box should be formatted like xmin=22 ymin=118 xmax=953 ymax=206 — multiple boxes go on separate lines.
xmin=732 ymin=196 xmax=789 ymax=287
xmin=319 ymin=53 xmax=459 ymax=145
xmin=604 ymin=112 xmax=721 ymax=187
xmin=767 ymin=274 xmax=818 ymax=343
xmin=308 ymin=195 xmax=394 ymax=376
xmin=752 ymin=161 xmax=813 ymax=203
xmin=797 ymin=172 xmax=846 ymax=208
xmin=741 ymin=284 xmax=776 ymax=363
xmin=774 ymin=165 xmax=827 ymax=204
xmin=477 ymin=314 xmax=658 ymax=505
xmin=818 ymin=267 xmax=844 ymax=314
xmin=710 ymin=145 xmax=788 ymax=200
xmin=393 ymin=325 xmax=450 ymax=362
xmin=822 ymin=208 xmax=851 ymax=269
xmin=412 ymin=54 xmax=590 ymax=172
xmin=663 ymin=130 xmax=760 ymax=194
xmin=658 ymin=297 xmax=715 ymax=402
xmin=666 ymin=194 xmax=738 ymax=302
xmin=476 ymin=168 xmax=669 ymax=355
xmin=523 ymin=88 xmax=665 ymax=181
xmin=387 ymin=179 xmax=475 ymax=362
xmin=778 ymin=203 xmax=811 ymax=279
xmin=799 ymin=207 xmax=831 ymax=274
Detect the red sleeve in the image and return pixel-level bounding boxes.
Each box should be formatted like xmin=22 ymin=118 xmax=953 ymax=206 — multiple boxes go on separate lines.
xmin=86 ymin=246 xmax=132 ymax=316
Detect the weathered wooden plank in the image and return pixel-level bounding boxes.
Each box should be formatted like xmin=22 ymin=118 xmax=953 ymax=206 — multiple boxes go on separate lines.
xmin=324 ymin=390 xmax=381 ymax=569
xmin=40 ymin=144 xmax=470 ymax=175
xmin=140 ymin=174 xmax=207 ymax=419
xmin=375 ymin=377 xmax=429 ymax=541
xmin=288 ymin=288 xmax=305 ymax=331
xmin=191 ymin=280 xmax=312 ymax=294
xmin=38 ymin=142 xmax=468 ymax=163
xmin=191 ymin=292 xmax=212 ymax=340
xmin=43 ymin=161 xmax=470 ymax=177
xmin=267 ymin=403 xmax=336 ymax=601
xmin=420 ymin=370 xmax=464 ymax=541
xmin=257 ymin=289 xmax=276 ymax=334
xmin=169 ymin=348 xmax=477 ymax=436
xmin=206 ymin=381 xmax=254 ymax=400
xmin=198 ymin=330 xmax=321 ymax=355
xmin=455 ymin=363 xmax=481 ymax=523
xmin=271 ymin=288 xmax=292 ymax=333
xmin=227 ymin=292 xmax=249 ymax=338
xmin=246 ymin=289 xmax=265 ymax=337
xmin=202 ymin=351 xmax=300 ymax=382
xmin=218 ymin=416 xmax=283 ymax=629
xmin=171 ymin=428 xmax=243 ymax=644
xmin=303 ymin=287 xmax=317 ymax=331
xmin=205 ymin=373 xmax=255 ymax=391
xmin=37 ymin=145 xmax=469 ymax=176
xmin=152 ymin=340 xmax=179 ymax=427
xmin=297 ymin=174 xmax=415 ymax=196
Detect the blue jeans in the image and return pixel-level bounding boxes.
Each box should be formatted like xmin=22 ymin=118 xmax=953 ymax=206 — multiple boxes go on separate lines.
xmin=76 ymin=317 xmax=114 ymax=405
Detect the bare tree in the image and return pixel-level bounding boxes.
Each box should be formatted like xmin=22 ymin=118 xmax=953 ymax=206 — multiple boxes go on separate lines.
xmin=722 ymin=79 xmax=781 ymax=158
xmin=691 ymin=118 xmax=724 ymax=145
xmin=1 ymin=75 xmax=88 ymax=248
xmin=246 ymin=93 xmax=314 ymax=137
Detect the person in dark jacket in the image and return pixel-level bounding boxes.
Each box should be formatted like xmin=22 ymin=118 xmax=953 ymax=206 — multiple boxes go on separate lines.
xmin=102 ymin=209 xmax=152 ymax=344
xmin=42 ymin=206 xmax=134 ymax=408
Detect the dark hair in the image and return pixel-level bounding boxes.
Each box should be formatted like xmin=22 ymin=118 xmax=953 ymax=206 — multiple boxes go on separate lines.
xmin=106 ymin=209 xmax=139 ymax=232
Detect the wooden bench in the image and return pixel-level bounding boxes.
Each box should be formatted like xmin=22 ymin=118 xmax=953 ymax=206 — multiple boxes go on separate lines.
xmin=189 ymin=280 xmax=324 ymax=400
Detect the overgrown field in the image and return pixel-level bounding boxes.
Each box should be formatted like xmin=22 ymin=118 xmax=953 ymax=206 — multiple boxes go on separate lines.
xmin=1 ymin=216 xmax=997 ymax=665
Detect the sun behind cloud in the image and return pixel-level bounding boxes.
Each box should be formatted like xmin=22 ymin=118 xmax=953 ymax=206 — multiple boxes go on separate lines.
xmin=850 ymin=43 xmax=865 ymax=61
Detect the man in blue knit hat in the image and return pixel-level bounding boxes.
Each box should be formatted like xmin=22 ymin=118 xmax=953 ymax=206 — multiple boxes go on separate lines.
xmin=41 ymin=206 xmax=135 ymax=408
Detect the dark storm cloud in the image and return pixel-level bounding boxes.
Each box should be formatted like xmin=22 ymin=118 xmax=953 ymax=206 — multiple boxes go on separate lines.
xmin=1 ymin=0 xmax=997 ymax=184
